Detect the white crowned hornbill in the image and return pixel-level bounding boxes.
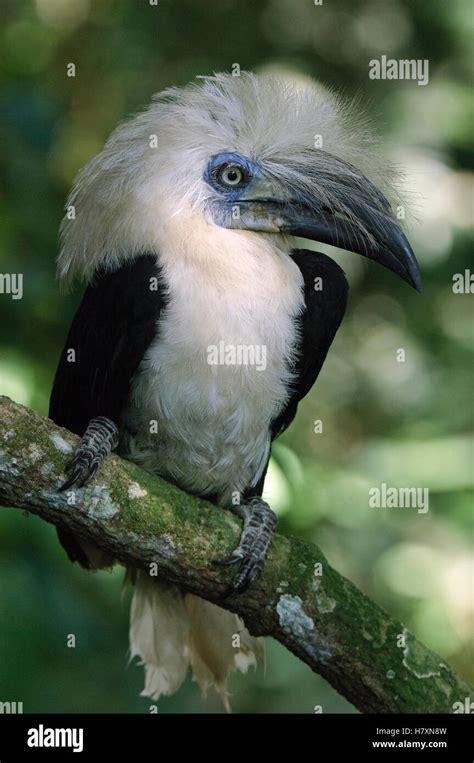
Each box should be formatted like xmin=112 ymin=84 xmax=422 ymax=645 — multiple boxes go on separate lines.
xmin=50 ymin=72 xmax=420 ymax=706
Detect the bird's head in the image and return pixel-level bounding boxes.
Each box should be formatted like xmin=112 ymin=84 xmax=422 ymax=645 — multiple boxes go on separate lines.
xmin=59 ymin=72 xmax=420 ymax=290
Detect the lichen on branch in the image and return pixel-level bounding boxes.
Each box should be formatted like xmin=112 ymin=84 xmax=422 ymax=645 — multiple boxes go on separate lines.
xmin=0 ymin=396 xmax=470 ymax=713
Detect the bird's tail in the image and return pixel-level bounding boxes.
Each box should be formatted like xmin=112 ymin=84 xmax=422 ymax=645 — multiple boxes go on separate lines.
xmin=128 ymin=569 xmax=263 ymax=711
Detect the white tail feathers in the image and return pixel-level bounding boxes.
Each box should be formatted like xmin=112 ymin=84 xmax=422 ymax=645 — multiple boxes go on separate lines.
xmin=129 ymin=573 xmax=191 ymax=698
xmin=129 ymin=570 xmax=263 ymax=710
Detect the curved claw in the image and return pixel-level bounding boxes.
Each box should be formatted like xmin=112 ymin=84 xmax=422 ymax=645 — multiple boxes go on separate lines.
xmin=212 ymin=552 xmax=244 ymax=567
xmin=59 ymin=465 xmax=85 ymax=492
xmin=58 ymin=455 xmax=100 ymax=492
xmin=88 ymin=460 xmax=100 ymax=481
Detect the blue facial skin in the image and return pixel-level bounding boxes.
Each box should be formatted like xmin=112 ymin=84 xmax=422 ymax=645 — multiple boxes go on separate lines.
xmin=204 ymin=151 xmax=262 ymax=200
xmin=204 ymin=150 xmax=307 ymax=235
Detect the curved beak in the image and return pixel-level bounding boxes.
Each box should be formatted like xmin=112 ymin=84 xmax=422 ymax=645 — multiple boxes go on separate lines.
xmin=217 ymin=158 xmax=421 ymax=291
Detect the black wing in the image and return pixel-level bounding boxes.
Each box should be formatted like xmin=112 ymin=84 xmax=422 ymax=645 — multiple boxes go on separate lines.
xmin=248 ymin=249 xmax=348 ymax=498
xmin=50 ymin=254 xmax=163 ymax=566
xmin=271 ymin=249 xmax=348 ymax=437
xmin=49 ymin=254 xmax=164 ymax=436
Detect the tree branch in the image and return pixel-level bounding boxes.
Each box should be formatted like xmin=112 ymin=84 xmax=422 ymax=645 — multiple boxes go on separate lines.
xmin=0 ymin=396 xmax=469 ymax=712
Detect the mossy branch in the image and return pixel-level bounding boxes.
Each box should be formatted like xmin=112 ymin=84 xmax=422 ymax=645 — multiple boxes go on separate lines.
xmin=0 ymin=396 xmax=470 ymax=713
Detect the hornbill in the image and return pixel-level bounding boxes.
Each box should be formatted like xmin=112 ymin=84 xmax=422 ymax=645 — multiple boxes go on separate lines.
xmin=50 ymin=72 xmax=420 ymax=706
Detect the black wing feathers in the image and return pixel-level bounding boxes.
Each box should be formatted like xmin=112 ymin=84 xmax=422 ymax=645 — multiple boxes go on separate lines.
xmin=270 ymin=249 xmax=348 ymax=439
xmin=49 ymin=254 xmax=163 ymax=436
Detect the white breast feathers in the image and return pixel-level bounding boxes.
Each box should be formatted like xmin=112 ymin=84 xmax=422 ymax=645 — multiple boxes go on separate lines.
xmin=121 ymin=215 xmax=304 ymax=506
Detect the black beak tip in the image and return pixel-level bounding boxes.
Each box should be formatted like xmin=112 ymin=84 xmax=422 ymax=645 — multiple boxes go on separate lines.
xmin=407 ymin=265 xmax=422 ymax=293
xmin=390 ymin=228 xmax=422 ymax=292
xmin=403 ymin=246 xmax=422 ymax=293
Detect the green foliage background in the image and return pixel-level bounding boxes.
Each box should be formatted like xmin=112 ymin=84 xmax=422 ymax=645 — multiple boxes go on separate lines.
xmin=0 ymin=0 xmax=472 ymax=713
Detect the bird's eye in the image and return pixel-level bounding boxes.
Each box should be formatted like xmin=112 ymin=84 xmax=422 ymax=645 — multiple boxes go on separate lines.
xmin=205 ymin=153 xmax=254 ymax=194
xmin=218 ymin=164 xmax=245 ymax=187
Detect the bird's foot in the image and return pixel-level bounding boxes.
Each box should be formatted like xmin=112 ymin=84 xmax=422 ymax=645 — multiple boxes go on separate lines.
xmin=213 ymin=497 xmax=277 ymax=595
xmin=59 ymin=416 xmax=119 ymax=491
